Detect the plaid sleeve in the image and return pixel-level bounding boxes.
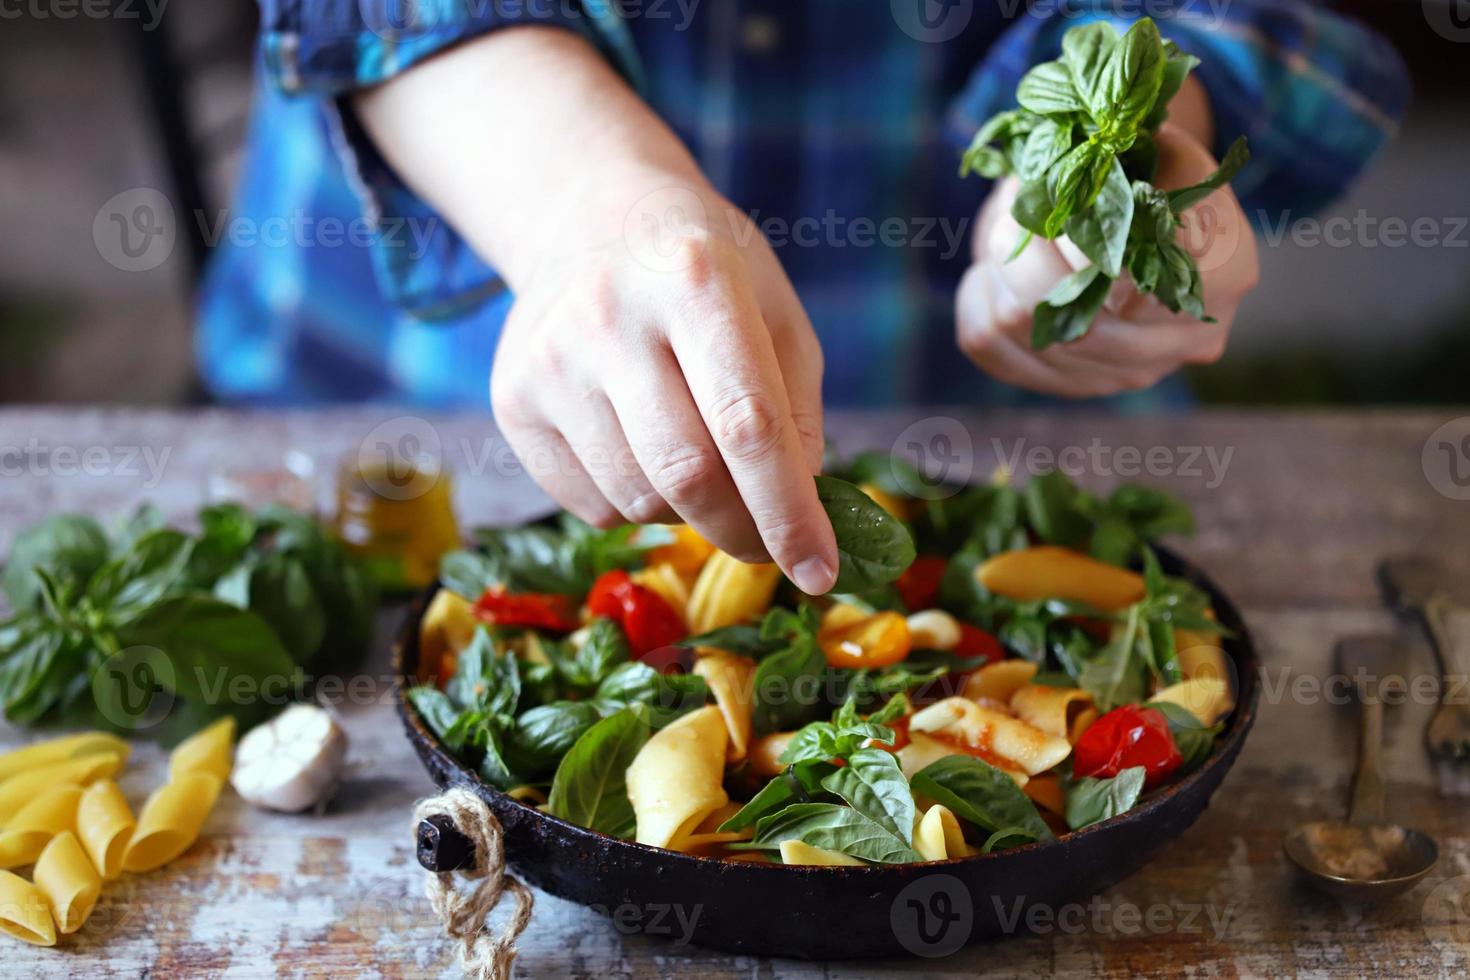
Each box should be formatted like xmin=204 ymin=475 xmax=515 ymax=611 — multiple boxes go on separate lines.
xmin=254 ymin=1 xmax=643 ymax=321
xmin=945 ymin=0 xmax=1410 ymax=224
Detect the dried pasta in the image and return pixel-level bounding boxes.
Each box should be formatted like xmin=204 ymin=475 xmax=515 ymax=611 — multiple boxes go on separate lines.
xmin=169 ymin=716 xmax=236 ymax=782
xmin=0 ymin=732 xmax=129 ymax=783
xmin=122 ymin=772 xmax=223 ymax=873
xmin=76 ymin=780 xmax=135 ymax=881
xmin=0 ymin=784 xmax=83 ymax=869
xmin=0 ymin=870 xmax=55 ymax=947
xmin=33 ymin=831 xmax=101 ymax=934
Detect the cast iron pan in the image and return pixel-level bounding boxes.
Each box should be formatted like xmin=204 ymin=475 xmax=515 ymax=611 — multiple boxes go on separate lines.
xmin=393 ymin=545 xmax=1259 ymax=959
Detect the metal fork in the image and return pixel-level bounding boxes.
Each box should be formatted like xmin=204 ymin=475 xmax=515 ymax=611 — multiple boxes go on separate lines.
xmin=1378 ymin=557 xmax=1470 ymax=795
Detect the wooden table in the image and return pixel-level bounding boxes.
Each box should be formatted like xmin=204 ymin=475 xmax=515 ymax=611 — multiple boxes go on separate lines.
xmin=2 ymin=407 xmax=1468 ymax=978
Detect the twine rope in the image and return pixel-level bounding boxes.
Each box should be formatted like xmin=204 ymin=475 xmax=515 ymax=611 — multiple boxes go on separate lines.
xmin=414 ymin=788 xmax=534 ymax=980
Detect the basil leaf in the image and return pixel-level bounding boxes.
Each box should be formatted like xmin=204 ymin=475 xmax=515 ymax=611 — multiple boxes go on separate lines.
xmin=88 ymin=528 xmax=195 ymax=621
xmin=719 ymin=760 xmax=836 ymax=832
xmin=1017 ymin=119 xmax=1075 ymax=183
xmin=1152 ymin=240 xmax=1207 ymax=320
xmin=1168 ymin=136 xmax=1251 ymax=211
xmin=507 ymin=700 xmax=603 ymax=777
xmin=1022 ymin=470 xmax=1094 ymax=550
xmin=1061 ymin=21 xmax=1119 ymax=115
xmin=1078 ymin=608 xmax=1149 ymax=710
xmin=1017 ymin=60 xmax=1085 ymax=115
xmin=819 ymin=748 xmax=916 ymax=844
xmin=1031 ymin=265 xmax=1113 ymax=350
xmin=1 ymin=515 xmax=109 ymax=611
xmin=1151 ymin=700 xmax=1222 ymax=772
xmin=1146 ymin=42 xmax=1201 ymax=129
xmin=1011 ymin=178 xmax=1055 ymax=239
xmin=815 ymin=476 xmax=916 ymax=593
xmin=750 ymin=802 xmax=921 ymax=864
xmin=983 ymin=826 xmax=1042 ymax=853
xmin=232 ymin=555 xmax=327 ymax=664
xmin=1064 ymin=158 xmax=1133 ymax=278
xmin=752 ymin=632 xmax=826 ymax=735
xmin=186 ymin=504 xmax=257 ymax=586
xmin=911 ymin=755 xmax=1053 ymax=843
xmin=446 ymin=627 xmax=522 ymax=720
xmin=569 ymin=617 xmax=630 ymax=691
xmin=439 ymin=550 xmax=499 ymax=602
xmin=1045 ymin=141 xmax=1115 ymax=238
xmin=595 ymin=661 xmax=709 ymax=728
xmin=1097 ymin=18 xmax=1166 ymax=140
xmin=408 ymin=686 xmax=463 ymax=741
xmin=116 ymin=504 xmax=166 ymax=552
xmin=547 ymin=705 xmax=651 ymax=837
xmin=675 ymin=624 xmax=778 ymax=658
xmin=117 ymin=594 xmax=297 ymax=704
xmin=1064 ymin=766 xmax=1146 ymax=829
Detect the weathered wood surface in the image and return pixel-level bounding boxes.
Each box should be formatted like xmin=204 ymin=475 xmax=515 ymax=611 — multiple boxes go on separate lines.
xmin=1 ymin=407 xmax=1468 ymax=978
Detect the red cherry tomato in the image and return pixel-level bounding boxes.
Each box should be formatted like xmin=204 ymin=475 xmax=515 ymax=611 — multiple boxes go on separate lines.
xmin=585 ymin=569 xmax=687 ymax=659
xmin=954 ymin=623 xmax=1004 ymax=665
xmin=894 ymin=556 xmax=947 ymax=611
xmin=473 ymin=587 xmax=579 ymax=633
xmin=1072 ymin=704 xmax=1182 ymax=788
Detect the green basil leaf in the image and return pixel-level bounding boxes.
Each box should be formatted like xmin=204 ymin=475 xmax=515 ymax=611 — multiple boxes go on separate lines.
xmin=408 ymin=685 xmax=463 ymax=742
xmin=1064 ymin=766 xmax=1146 ymax=829
xmin=571 ymin=617 xmax=631 ymax=691
xmin=88 ymin=528 xmax=195 ymax=621
xmin=507 ymin=700 xmax=603 ymax=777
xmin=1064 ymin=158 xmax=1133 ymax=278
xmin=911 ymin=755 xmax=1053 ymax=843
xmin=675 ymin=624 xmax=778 ymax=658
xmin=237 ymin=555 xmax=327 ymax=664
xmin=1151 ymin=700 xmax=1221 ymax=772
xmin=819 ymin=747 xmax=916 ymax=844
xmin=983 ymin=825 xmax=1041 ymax=853
xmin=1 ymin=515 xmax=109 ymax=612
xmin=719 ymin=760 xmax=837 ymax=832
xmin=1097 ymin=18 xmax=1166 ymax=140
xmin=547 ymin=704 xmax=651 ymax=837
xmin=439 ymin=550 xmax=499 ymax=602
xmin=752 ymin=632 xmax=827 ymax=735
xmin=1061 ymin=21 xmax=1119 ymax=115
xmin=115 ymin=504 xmax=166 ymax=552
xmin=186 ymin=504 xmax=257 ymax=586
xmin=815 ymin=476 xmax=917 ymax=593
xmin=446 ymin=626 xmax=522 ymax=720
xmin=1146 ymin=42 xmax=1201 ymax=129
xmin=117 ymin=594 xmax=297 ymax=704
xmin=1022 ymin=470 xmax=1094 ymax=549
xmin=1017 ymin=60 xmax=1085 ymax=115
xmin=1017 ymin=119 xmax=1075 ymax=183
xmin=750 ymin=802 xmax=921 ymax=864
xmin=1078 ymin=609 xmax=1149 ymax=710
xmin=1168 ymin=136 xmax=1251 ymax=211
xmin=1043 ymin=141 xmax=1113 ymax=238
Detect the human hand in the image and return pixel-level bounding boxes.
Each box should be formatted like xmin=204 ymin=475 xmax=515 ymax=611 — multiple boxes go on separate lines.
xmin=956 ymin=123 xmax=1260 ymax=397
xmin=490 ymin=175 xmax=838 ymax=595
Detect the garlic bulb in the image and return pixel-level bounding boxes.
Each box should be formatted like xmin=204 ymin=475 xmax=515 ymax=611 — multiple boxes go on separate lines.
xmin=230 ymin=704 xmax=348 ymax=813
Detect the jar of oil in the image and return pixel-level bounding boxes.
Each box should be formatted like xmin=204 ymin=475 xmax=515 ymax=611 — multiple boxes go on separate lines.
xmin=334 ymin=451 xmax=460 ymax=593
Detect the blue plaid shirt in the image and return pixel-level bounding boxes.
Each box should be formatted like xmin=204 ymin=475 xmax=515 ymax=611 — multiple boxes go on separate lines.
xmin=199 ymin=0 xmax=1408 ymax=408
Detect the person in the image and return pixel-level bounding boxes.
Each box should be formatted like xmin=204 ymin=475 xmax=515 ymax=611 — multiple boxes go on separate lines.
xmin=200 ymin=1 xmax=1407 ymax=595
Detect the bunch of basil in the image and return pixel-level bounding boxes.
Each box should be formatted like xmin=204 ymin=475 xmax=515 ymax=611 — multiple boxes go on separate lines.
xmin=0 ymin=503 xmax=375 ymax=738
xmin=962 ymin=17 xmax=1249 ymax=349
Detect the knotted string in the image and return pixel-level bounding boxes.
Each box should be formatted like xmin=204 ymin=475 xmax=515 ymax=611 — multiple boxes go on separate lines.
xmin=414 ymin=788 xmax=535 ymax=980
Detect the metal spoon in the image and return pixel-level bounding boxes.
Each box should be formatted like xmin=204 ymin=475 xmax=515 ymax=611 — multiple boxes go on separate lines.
xmin=1283 ymin=636 xmax=1438 ymax=902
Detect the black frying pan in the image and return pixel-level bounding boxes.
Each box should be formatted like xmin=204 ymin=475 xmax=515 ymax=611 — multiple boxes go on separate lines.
xmin=393 ymin=546 xmax=1259 ymax=959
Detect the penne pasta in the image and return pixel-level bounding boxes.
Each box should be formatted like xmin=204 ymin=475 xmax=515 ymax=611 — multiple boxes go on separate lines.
xmin=909 ymin=697 xmax=1072 ymax=777
xmin=0 ymin=753 xmax=124 ymax=824
xmin=0 ymin=732 xmax=129 ymax=784
xmin=1011 ymin=684 xmax=1095 ymax=740
xmin=122 ymin=772 xmax=223 ymax=873
xmin=76 ymin=780 xmax=135 ymax=881
xmin=779 ymin=840 xmax=864 ymax=866
xmin=962 ymin=659 xmax=1038 ymax=705
xmin=0 ymin=784 xmax=83 ymax=869
xmin=626 ymin=706 xmax=729 ymax=851
xmin=914 ymin=804 xmax=972 ymax=861
xmin=169 ymin=716 xmax=236 ymax=783
xmin=1151 ymin=677 xmax=1234 ymax=727
xmin=33 ymin=831 xmax=101 ymax=934
xmin=693 ymin=652 xmax=757 ymax=762
xmin=0 ymin=870 xmax=55 ymax=947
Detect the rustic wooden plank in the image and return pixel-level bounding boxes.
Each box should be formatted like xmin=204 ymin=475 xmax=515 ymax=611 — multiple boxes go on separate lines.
xmin=0 ymin=408 xmax=1467 ymax=977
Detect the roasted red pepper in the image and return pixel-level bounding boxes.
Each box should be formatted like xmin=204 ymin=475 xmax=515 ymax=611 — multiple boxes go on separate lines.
xmin=585 ymin=569 xmax=686 ymax=659
xmin=1072 ymin=704 xmax=1182 ymax=788
xmin=894 ymin=556 xmax=947 ymax=611
xmin=954 ymin=623 xmax=1004 ymax=665
xmin=473 ymin=587 xmax=579 ymax=633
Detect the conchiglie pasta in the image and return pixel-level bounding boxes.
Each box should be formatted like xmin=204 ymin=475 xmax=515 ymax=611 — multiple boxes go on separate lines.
xmin=0 ymin=753 xmax=123 ymax=824
xmin=0 ymin=870 xmax=55 ymax=947
xmin=33 ymin=831 xmax=101 ymax=934
xmin=962 ymin=659 xmax=1038 ymax=705
xmin=626 ymin=705 xmax=728 ymax=851
xmin=1010 ymin=684 xmax=1095 ymax=740
xmin=77 ymin=780 xmax=135 ymax=880
xmin=914 ymin=804 xmax=972 ymax=861
xmin=778 ymin=840 xmax=864 ymax=866
xmin=0 ymin=784 xmax=83 ymax=869
xmin=693 ymin=652 xmax=756 ymax=762
xmin=0 ymin=732 xmax=129 ymax=783
xmin=122 ymin=772 xmax=223 ymax=873
xmin=169 ymin=716 xmax=236 ymax=782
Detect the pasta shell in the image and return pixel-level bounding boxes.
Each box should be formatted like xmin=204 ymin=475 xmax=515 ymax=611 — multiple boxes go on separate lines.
xmin=123 ymin=772 xmax=223 ymax=873
xmin=34 ymin=831 xmax=101 ymax=934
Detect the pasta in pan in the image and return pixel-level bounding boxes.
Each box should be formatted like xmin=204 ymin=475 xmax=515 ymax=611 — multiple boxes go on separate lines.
xmin=76 ymin=780 xmax=135 ymax=881
xmin=0 ymin=870 xmax=55 ymax=947
xmin=122 ymin=772 xmax=223 ymax=874
xmin=413 ymin=462 xmax=1237 ymax=866
xmin=33 ymin=831 xmax=101 ymax=934
xmin=0 ymin=785 xmax=83 ymax=869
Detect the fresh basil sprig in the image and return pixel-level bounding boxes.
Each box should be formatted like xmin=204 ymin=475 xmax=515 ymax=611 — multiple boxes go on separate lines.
xmin=962 ymin=18 xmax=1250 ymax=349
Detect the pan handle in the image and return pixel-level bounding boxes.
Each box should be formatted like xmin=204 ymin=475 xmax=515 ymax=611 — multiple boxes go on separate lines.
xmin=417 ymin=813 xmax=478 ymax=872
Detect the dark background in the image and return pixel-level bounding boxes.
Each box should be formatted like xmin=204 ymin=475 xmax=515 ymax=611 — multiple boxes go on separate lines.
xmin=0 ymin=0 xmax=1465 ymax=406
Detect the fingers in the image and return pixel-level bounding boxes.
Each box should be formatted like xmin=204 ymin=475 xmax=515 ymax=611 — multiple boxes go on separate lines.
xmin=759 ymin=277 xmax=826 ymax=475
xmin=665 ymin=242 xmax=838 ymax=594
